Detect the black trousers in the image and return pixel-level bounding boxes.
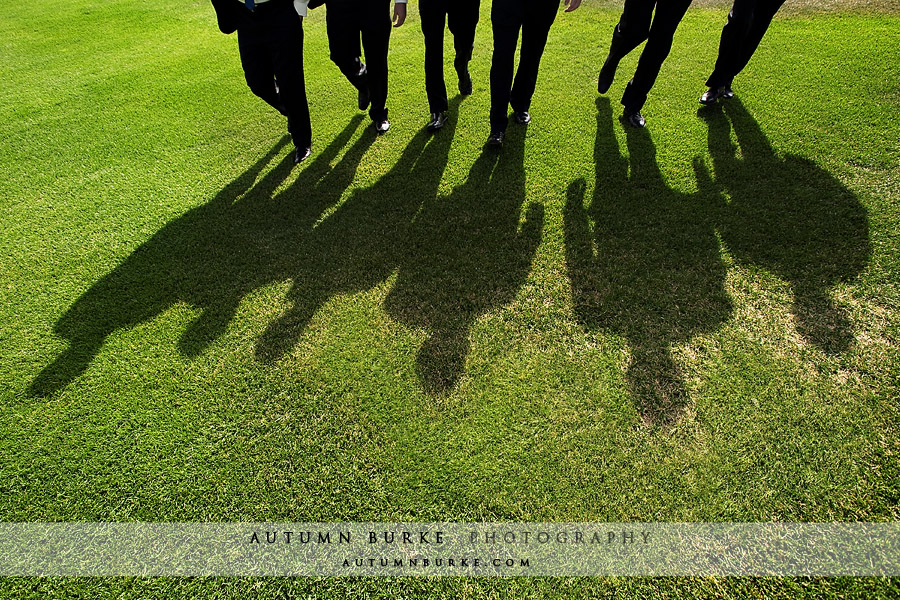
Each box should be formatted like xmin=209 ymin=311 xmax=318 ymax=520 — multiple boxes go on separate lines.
xmin=325 ymin=0 xmax=392 ymax=122
xmin=490 ymin=0 xmax=559 ymax=132
xmin=420 ymin=0 xmax=480 ymax=114
xmin=603 ymin=0 xmax=692 ymax=112
xmin=706 ymin=0 xmax=786 ymax=88
xmin=236 ymin=0 xmax=312 ymax=147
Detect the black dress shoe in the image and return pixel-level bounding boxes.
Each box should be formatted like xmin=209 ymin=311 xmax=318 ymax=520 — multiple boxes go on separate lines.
xmin=623 ymin=109 xmax=645 ymax=128
xmin=458 ymin=70 xmax=473 ymax=95
xmin=699 ymin=85 xmax=735 ymax=105
xmin=374 ymin=118 xmax=390 ymax=135
xmin=293 ymin=145 xmax=312 ymax=164
xmin=426 ymin=112 xmax=448 ymax=132
xmin=485 ymin=131 xmax=504 ymax=147
xmin=597 ymin=56 xmax=619 ymax=94
xmin=699 ymin=86 xmax=721 ymax=105
xmin=514 ymin=110 xmax=531 ymax=125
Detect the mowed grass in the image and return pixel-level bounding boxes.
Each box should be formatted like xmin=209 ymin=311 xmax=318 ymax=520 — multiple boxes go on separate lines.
xmin=1 ymin=0 xmax=899 ymax=597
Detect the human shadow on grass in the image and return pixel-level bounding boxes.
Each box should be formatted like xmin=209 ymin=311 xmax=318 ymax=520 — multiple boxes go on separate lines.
xmin=701 ymin=99 xmax=871 ymax=354
xmin=384 ymin=125 xmax=542 ymax=393
xmin=255 ymin=98 xmax=463 ymax=362
xmin=565 ymin=97 xmax=732 ymax=425
xmin=29 ymin=115 xmax=376 ymax=396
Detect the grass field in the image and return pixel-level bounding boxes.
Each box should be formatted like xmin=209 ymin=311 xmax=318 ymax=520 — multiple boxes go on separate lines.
xmin=1 ymin=0 xmax=899 ymax=597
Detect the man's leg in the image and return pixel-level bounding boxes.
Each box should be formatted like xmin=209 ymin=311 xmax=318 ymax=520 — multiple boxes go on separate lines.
xmin=266 ymin=3 xmax=312 ymax=154
xmin=448 ymin=0 xmax=480 ymax=91
xmin=509 ymin=0 xmax=558 ymax=116
xmin=326 ymin=6 xmax=368 ymax=96
xmin=490 ymin=0 xmax=524 ymax=133
xmin=598 ymin=0 xmax=655 ymax=93
xmin=621 ymin=0 xmax=692 ymax=114
xmin=731 ymin=0 xmax=786 ymax=80
xmin=237 ymin=9 xmax=284 ymax=114
xmin=421 ymin=0 xmax=449 ymax=114
xmin=360 ymin=0 xmax=393 ymax=123
xmin=705 ymin=0 xmax=755 ymax=89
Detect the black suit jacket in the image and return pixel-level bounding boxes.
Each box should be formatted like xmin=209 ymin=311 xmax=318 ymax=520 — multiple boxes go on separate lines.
xmin=211 ymin=0 xmax=238 ymax=34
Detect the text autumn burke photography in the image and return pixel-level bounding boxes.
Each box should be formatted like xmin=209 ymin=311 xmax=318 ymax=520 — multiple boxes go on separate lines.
xmin=246 ymin=529 xmax=651 ymax=545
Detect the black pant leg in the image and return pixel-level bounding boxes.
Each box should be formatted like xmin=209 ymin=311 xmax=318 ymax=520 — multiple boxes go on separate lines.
xmin=360 ymin=0 xmax=392 ymax=121
xmin=266 ymin=4 xmax=312 ymax=147
xmin=608 ymin=0 xmax=655 ymax=61
xmin=621 ymin=0 xmax=692 ymax=111
xmin=705 ymin=0 xmax=755 ymax=88
xmin=731 ymin=0 xmax=786 ymax=80
xmin=421 ymin=0 xmax=450 ymax=114
xmin=326 ymin=3 xmax=367 ymax=91
xmin=490 ymin=0 xmax=525 ymax=132
xmin=509 ymin=0 xmax=558 ymax=114
xmin=448 ymin=0 xmax=480 ymax=72
xmin=236 ymin=9 xmax=283 ymax=113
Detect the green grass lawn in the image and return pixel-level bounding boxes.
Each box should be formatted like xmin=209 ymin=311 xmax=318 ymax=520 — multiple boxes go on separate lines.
xmin=1 ymin=0 xmax=899 ymax=597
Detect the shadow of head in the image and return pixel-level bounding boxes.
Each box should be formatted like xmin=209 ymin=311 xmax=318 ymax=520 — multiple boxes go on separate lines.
xmin=383 ymin=121 xmax=544 ymax=395
xmin=28 ymin=118 xmax=373 ymax=397
xmin=565 ymin=102 xmax=732 ymax=426
xmin=253 ymin=100 xmax=469 ymax=366
xmin=707 ymin=99 xmax=871 ymax=354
